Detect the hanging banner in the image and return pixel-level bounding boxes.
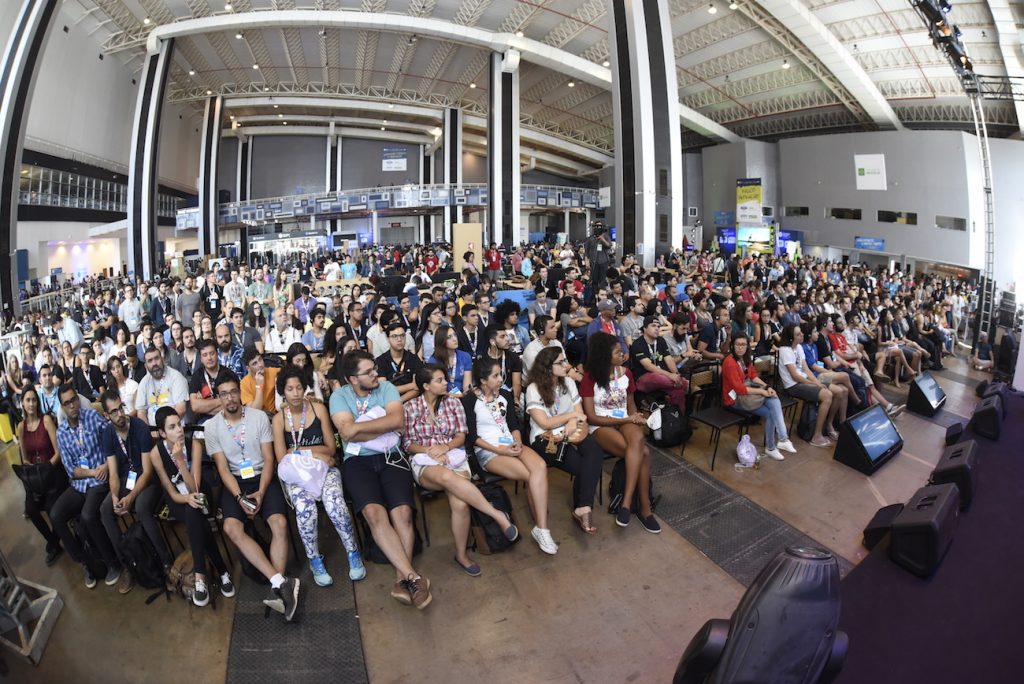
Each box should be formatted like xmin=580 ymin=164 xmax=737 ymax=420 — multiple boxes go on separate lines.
xmin=382 ymin=146 xmax=408 ymax=172
xmin=854 ymin=154 xmax=887 ymax=190
xmin=736 ymin=178 xmax=762 ymax=229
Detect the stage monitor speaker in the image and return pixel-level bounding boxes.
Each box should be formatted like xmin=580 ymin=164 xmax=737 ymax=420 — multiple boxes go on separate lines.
xmin=981 ymin=382 xmax=1008 ymax=418
xmin=944 ymin=422 xmax=965 ymax=446
xmin=970 ymin=394 xmax=1003 ymax=440
xmin=862 ymin=503 xmax=904 ymax=550
xmin=833 ymin=403 xmax=903 ymax=475
xmin=930 ymin=440 xmax=979 ymax=510
xmin=889 ymin=483 xmax=959 ymax=578
xmin=907 ymin=371 xmax=946 ymax=417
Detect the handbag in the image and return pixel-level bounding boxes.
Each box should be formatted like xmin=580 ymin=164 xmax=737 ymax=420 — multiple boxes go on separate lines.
xmin=735 ymin=380 xmax=765 ymax=411
xmin=12 ymin=461 xmax=57 ymax=497
xmin=277 ymin=451 xmax=329 ymax=498
xmin=539 ymin=417 xmax=588 ymax=454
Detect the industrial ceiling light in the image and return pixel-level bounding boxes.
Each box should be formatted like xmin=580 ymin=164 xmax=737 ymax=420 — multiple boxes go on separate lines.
xmin=229 ymin=114 xmax=235 ymax=119
xmin=143 ymin=17 xmax=151 ymax=25
xmin=567 ymin=80 xmax=575 ymax=87
xmin=469 ymin=82 xmax=476 ymax=88
xmin=278 ymin=113 xmax=283 ymax=118
xmin=224 ymin=3 xmax=233 ymax=11
xmin=382 ymin=119 xmax=388 ymax=124
xmin=729 ymin=1 xmax=738 ymax=9
xmin=188 ymin=69 xmax=195 ymax=75
xmin=708 ymin=3 xmax=718 ymax=14
xmin=252 ymin=63 xmax=259 ymax=69
xmin=264 ymin=86 xmax=270 ymax=91
xmin=282 ymin=121 xmax=288 ymax=125
xmin=381 ymin=126 xmax=386 ymax=131
xmin=602 ymin=59 xmax=610 ymax=67
xmin=235 ymin=32 xmax=243 ymax=40
xmin=206 ymin=89 xmax=213 ymax=95
xmin=388 ymin=103 xmax=394 ymax=109
xmin=432 ymin=126 xmax=441 ymax=136
xmin=782 ymin=59 xmax=790 ymax=69
xmin=515 ymin=30 xmax=524 ymax=37
xmin=273 ymin=104 xmax=279 ymax=108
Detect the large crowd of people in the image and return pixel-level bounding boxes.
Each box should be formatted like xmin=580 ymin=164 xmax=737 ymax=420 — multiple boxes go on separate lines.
xmin=1 ymin=235 xmax=985 ymax=619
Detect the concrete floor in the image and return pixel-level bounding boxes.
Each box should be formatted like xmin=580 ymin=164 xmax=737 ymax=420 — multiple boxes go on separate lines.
xmin=0 ymin=353 xmax=987 ymax=683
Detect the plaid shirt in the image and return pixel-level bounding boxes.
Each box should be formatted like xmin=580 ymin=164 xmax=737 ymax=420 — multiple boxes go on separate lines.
xmin=57 ymin=407 xmax=110 ymax=493
xmin=403 ymin=395 xmax=468 ymax=448
xmin=218 ymin=344 xmax=245 ymax=378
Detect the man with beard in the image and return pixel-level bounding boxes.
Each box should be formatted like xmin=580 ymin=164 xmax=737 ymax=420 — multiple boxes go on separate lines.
xmin=171 ymin=326 xmax=202 ymax=382
xmin=215 ymin=324 xmax=245 ymax=377
xmin=135 ymin=346 xmax=188 ymax=426
xmin=206 ymin=372 xmax=299 ymax=622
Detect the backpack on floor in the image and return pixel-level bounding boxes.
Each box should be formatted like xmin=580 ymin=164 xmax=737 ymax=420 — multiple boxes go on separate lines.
xmin=797 ymin=401 xmax=818 ymax=443
xmin=118 ymin=522 xmax=166 ymax=590
xmin=648 ymin=403 xmax=693 ymax=448
xmin=470 ymin=482 xmax=518 ymax=555
xmin=607 ymin=459 xmax=660 ymax=515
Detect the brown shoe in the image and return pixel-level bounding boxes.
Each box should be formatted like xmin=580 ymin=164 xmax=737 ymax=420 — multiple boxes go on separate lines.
xmin=390 ymin=578 xmax=413 ymax=606
xmin=117 ymin=570 xmax=135 ymax=595
xmin=406 ymin=574 xmax=432 ymax=610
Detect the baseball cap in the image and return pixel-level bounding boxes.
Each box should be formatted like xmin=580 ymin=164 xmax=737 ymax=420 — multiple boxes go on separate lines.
xmin=642 ymin=315 xmax=659 ymax=328
xmin=597 ymin=299 xmax=617 ymax=312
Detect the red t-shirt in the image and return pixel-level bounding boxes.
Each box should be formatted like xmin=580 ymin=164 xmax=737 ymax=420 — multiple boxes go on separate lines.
xmin=486 ymin=249 xmax=501 ymax=271
xmin=424 ymin=256 xmax=438 ymax=274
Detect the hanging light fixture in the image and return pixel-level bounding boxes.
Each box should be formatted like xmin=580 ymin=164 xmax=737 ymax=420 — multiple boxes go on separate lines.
xmin=708 ymin=3 xmax=718 ymax=14
xmin=782 ymin=59 xmax=791 ymax=69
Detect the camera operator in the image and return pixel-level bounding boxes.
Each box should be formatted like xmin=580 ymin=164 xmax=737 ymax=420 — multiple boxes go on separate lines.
xmin=585 ymin=223 xmax=613 ymax=293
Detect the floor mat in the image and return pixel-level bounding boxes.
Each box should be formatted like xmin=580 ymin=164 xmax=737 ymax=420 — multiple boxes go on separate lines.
xmin=225 ymin=539 xmax=367 ymax=684
xmin=642 ymin=447 xmax=854 ymax=586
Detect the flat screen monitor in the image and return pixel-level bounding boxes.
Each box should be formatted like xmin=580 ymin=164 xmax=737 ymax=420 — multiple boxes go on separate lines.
xmin=847 ymin=405 xmax=901 ymax=462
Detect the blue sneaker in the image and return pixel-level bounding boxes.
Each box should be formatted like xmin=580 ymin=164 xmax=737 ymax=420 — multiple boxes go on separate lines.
xmin=347 ymin=550 xmax=366 ymax=581
xmin=310 ymin=556 xmax=333 ymax=587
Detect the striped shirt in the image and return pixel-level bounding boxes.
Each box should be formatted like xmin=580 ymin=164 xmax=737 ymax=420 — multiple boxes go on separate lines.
xmin=57 ymin=406 xmax=110 ymax=493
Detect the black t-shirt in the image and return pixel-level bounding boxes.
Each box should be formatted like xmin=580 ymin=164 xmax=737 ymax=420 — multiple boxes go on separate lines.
xmin=629 ymin=336 xmax=670 ymax=380
xmin=815 ymin=334 xmax=834 ymax=366
xmin=697 ymin=323 xmax=722 ymax=353
xmin=345 ymin=322 xmax=369 ymax=350
xmin=494 ymin=350 xmax=522 ymax=393
xmin=101 ymin=417 xmax=155 ymax=481
xmin=199 ymin=283 xmax=224 ymax=321
xmin=188 ymin=365 xmax=232 ymax=423
xmin=375 ymin=350 xmax=422 ymax=387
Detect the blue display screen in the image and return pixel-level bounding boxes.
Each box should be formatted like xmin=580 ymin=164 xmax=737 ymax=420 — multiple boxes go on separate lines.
xmin=848 ymin=405 xmax=901 ymax=461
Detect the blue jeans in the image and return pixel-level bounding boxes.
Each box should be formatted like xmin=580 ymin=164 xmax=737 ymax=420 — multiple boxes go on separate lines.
xmin=748 ymin=396 xmax=788 ymax=449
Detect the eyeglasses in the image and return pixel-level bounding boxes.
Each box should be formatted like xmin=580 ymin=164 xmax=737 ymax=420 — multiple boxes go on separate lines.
xmin=355 ymin=368 xmax=378 ymax=377
xmin=220 ymin=389 xmax=241 ymax=398
xmin=60 ymin=397 xmax=78 ymax=407
xmin=106 ymin=405 xmax=125 ymax=416
xmin=388 ymin=333 xmax=406 ymax=339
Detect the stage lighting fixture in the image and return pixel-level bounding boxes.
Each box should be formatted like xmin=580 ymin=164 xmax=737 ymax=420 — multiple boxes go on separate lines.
xmin=915 ymin=0 xmax=945 ymax=25
xmin=939 ymin=0 xmax=952 ymax=13
xmin=673 ymin=547 xmax=847 ymax=684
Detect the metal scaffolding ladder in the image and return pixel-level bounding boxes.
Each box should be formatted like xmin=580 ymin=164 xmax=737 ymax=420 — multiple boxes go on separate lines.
xmin=0 ymin=547 xmax=63 ymax=666
xmin=967 ymin=92 xmax=997 ymax=346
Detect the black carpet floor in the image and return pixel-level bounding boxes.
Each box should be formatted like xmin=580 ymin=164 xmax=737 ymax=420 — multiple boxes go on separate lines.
xmin=225 ymin=526 xmax=368 ymax=684
xmin=646 ymin=447 xmax=853 ymax=586
xmin=836 ymin=393 xmax=1024 ymax=683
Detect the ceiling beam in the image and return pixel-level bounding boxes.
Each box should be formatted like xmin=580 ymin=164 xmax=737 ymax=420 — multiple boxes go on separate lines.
xmin=226 ymin=125 xmax=433 ymax=145
xmin=141 ymin=8 xmax=740 ymax=142
xmin=741 ymin=0 xmax=904 ymax=130
xmin=222 ymin=96 xmax=443 ymax=121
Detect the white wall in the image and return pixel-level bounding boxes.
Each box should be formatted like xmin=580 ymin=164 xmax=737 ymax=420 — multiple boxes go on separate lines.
xmin=988 ymin=138 xmax=1024 ymax=293
xmin=24 ymin=3 xmax=199 ymax=191
xmin=47 ymin=238 xmax=122 ymax=281
xmin=16 ymin=221 xmax=118 ymax=278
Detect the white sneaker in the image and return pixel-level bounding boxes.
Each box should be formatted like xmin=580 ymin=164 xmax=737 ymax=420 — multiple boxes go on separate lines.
xmin=531 ymin=526 xmax=559 ymax=555
xmin=764 ymin=447 xmax=785 ymax=461
xmin=777 ymin=440 xmax=797 ymax=454
xmin=886 ymin=403 xmax=906 ymax=418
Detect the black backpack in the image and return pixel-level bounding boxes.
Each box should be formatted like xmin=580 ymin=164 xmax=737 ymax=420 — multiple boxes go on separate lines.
xmin=649 ymin=403 xmax=693 ymax=448
xmin=118 ymin=523 xmax=166 ymax=590
xmin=607 ymin=459 xmax=660 ymax=515
xmin=469 ymin=482 xmax=518 ymax=554
xmin=797 ymin=401 xmax=818 ymax=443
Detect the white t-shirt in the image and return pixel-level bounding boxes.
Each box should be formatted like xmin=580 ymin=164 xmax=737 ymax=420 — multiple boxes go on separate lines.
xmin=473 ymin=391 xmax=514 ymax=448
xmin=526 ymin=379 xmax=580 ymax=443
xmin=778 ymin=345 xmax=808 ymax=388
xmin=522 ymin=338 xmax=563 ymax=379
xmin=135 ymin=367 xmax=190 ymax=425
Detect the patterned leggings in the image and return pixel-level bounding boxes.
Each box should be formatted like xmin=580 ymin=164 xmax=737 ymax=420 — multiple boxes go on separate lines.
xmin=285 ymin=467 xmax=358 ymax=560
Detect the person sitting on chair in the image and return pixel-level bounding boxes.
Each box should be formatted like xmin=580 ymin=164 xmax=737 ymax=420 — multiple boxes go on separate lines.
xmin=403 ymin=364 xmax=519 ymax=577
xmin=778 ymin=324 xmax=836 ymax=449
xmin=721 ymin=334 xmax=797 ymax=462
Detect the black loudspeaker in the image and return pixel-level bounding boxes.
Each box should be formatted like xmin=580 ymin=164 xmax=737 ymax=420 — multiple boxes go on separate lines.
xmin=833 ymin=403 xmax=903 ymax=475
xmin=930 ymin=440 xmax=979 ymax=510
xmin=944 ymin=422 xmax=965 ymax=446
xmin=970 ymin=394 xmax=1003 ymax=440
xmin=975 ymin=379 xmax=990 ymax=398
xmin=981 ymin=382 xmax=1008 ymax=418
xmin=889 ymin=483 xmax=959 ymax=578
xmin=906 ymin=371 xmax=946 ymax=417
xmin=862 ymin=503 xmax=904 ymax=550
xmin=674 ymin=547 xmax=846 ymax=684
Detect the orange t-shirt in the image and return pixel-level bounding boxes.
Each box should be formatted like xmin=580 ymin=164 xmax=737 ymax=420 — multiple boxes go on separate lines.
xmin=240 ymin=367 xmax=279 ymax=415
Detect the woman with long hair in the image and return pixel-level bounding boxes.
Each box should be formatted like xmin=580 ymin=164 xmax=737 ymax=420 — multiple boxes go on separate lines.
xmin=403 ymin=364 xmax=519 ymax=576
xmin=320 ymin=322 xmax=347 ymax=380
xmin=273 ymin=269 xmax=291 ymax=312
xmin=778 ymin=323 xmax=834 ymax=448
xmin=56 ymin=341 xmax=76 ymax=380
xmin=105 ymin=355 xmax=138 ymax=418
xmin=199 ymin=315 xmax=215 ymax=342
xmin=328 ymin=336 xmax=360 ymax=391
xmin=272 ymin=365 xmax=365 ymax=586
xmin=276 ymin=342 xmax=325 ymax=410
xmin=875 ymin=308 xmax=915 ymax=388
xmin=415 ymin=302 xmax=443 ymax=361
xmin=247 ymin=300 xmax=268 ymax=333
xmin=16 ymin=386 xmax=63 ymax=565
xmin=5 ymin=352 xmax=26 ymax=421
xmin=722 ymin=334 xmax=796 ymax=461
xmin=110 ymin=324 xmax=131 ymax=361
xmin=149 ymin=406 xmax=234 ymax=607
xmin=168 ymin=320 xmax=184 ymax=352
xmin=463 ymin=357 xmax=557 ymax=554
xmin=526 ymin=346 xmax=606 ymax=535
xmin=427 ymin=325 xmax=472 ymax=396
xmin=580 ymin=331 xmax=659 ymax=530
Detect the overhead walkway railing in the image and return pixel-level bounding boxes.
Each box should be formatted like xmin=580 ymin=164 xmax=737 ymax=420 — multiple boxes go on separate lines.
xmin=175 ymin=183 xmax=600 ymax=231
xmin=18 ymin=163 xmax=182 ymax=218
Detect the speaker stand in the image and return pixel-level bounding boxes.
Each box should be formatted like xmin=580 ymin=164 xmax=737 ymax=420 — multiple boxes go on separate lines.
xmin=0 ymin=548 xmax=63 ymax=665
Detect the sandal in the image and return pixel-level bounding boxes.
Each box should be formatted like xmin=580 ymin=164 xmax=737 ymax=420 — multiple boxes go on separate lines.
xmin=809 ymin=437 xmax=832 ymax=448
xmin=572 ymin=510 xmax=597 ymax=535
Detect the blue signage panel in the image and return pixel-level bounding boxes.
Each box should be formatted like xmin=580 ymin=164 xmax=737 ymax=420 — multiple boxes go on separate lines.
xmin=713 ymin=211 xmax=736 ymax=227
xmin=717 ymin=227 xmax=736 ymax=255
xmin=854 ymin=236 xmax=886 ymax=251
